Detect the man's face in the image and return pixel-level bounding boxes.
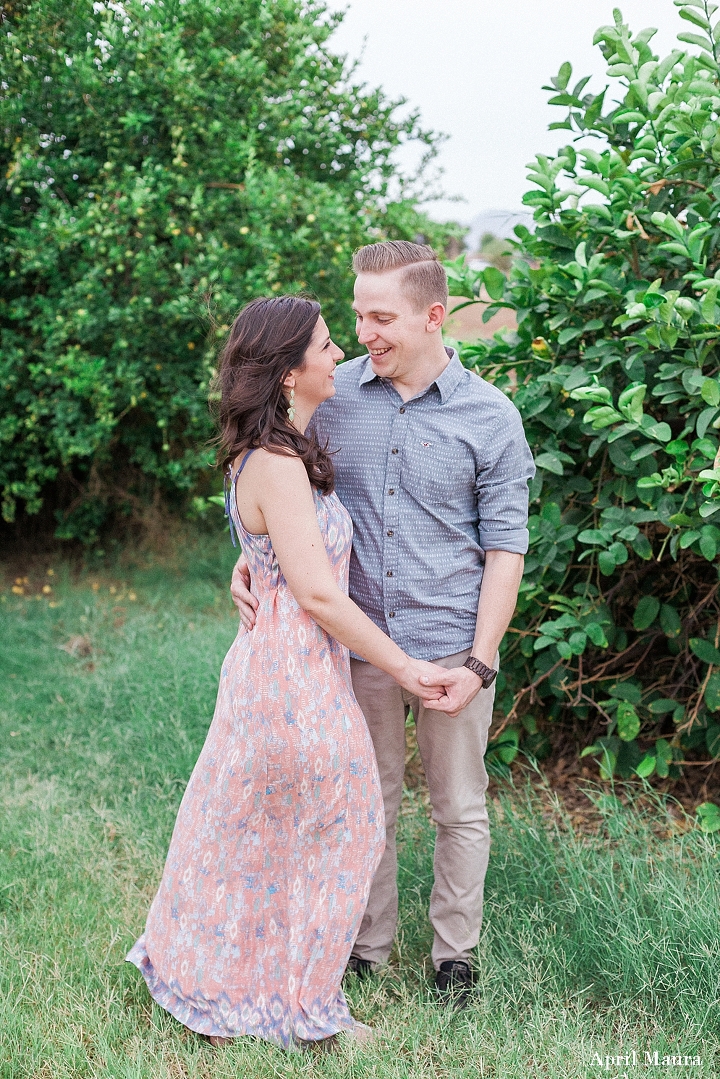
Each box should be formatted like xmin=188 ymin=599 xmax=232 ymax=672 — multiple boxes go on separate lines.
xmin=352 ymin=268 xmax=442 ymax=380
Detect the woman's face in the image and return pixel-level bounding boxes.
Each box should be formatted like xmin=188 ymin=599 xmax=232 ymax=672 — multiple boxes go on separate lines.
xmin=291 ymin=316 xmax=344 ymax=409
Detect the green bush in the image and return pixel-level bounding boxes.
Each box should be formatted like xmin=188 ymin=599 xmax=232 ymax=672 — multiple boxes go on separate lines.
xmin=0 ymin=0 xmax=442 ymax=542
xmin=448 ymin=3 xmax=720 ymax=782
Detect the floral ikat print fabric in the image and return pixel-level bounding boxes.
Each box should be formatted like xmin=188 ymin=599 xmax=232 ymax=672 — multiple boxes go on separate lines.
xmin=127 ymin=486 xmax=385 ymax=1048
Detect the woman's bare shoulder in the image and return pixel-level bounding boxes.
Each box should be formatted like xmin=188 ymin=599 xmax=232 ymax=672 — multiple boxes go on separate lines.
xmin=236 ymin=447 xmax=308 ymax=485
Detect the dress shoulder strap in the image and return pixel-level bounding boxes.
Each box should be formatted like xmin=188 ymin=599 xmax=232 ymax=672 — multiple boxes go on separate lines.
xmin=233 ymin=447 xmax=257 ymax=481
xmin=224 ymin=448 xmax=257 ymax=548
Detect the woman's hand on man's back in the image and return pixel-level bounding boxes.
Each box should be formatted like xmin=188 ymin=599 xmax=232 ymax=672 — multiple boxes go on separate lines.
xmin=231 ymin=556 xmax=258 ymax=630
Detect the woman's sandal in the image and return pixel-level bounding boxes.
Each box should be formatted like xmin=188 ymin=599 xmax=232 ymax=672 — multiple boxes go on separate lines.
xmin=206 ymin=1035 xmax=234 ymax=1048
xmin=298 ymin=1023 xmax=375 ymax=1053
xmin=346 ymin=1022 xmax=375 ymax=1045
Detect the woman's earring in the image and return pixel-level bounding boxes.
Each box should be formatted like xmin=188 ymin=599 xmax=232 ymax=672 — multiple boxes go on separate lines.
xmin=287 ymin=387 xmax=296 ymax=423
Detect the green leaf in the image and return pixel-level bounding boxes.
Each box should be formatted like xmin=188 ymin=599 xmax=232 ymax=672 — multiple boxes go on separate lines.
xmin=617 ymin=701 xmax=641 ymax=742
xmin=608 ymin=540 xmax=628 ymax=565
xmin=701 ymin=379 xmax=720 ymax=407
xmin=598 ymin=549 xmax=617 ymax=575
xmin=701 ymin=282 xmax=719 ymax=319
xmin=548 ymin=93 xmax=583 ymax=107
xmin=578 ymin=529 xmax=610 ymax=546
xmin=580 ymin=743 xmax=601 ymax=758
xmin=648 ymin=698 xmax=679 ymax=714
xmin=679 ymin=6 xmax=712 ymax=31
xmin=634 ymin=595 xmax=660 ymax=630
xmin=486 ymin=729 xmax=520 ymax=766
xmin=705 ymin=672 xmax=720 ymax=712
xmin=677 ymin=30 xmax=716 ymax=50
xmin=534 ymin=635 xmax=559 ymax=651
xmin=635 ymin=754 xmax=656 ymax=778
xmin=585 ymin=621 xmax=609 ymax=647
xmin=614 ymin=110 xmax=647 ymax=123
xmin=632 ymin=532 xmax=653 ymax=559
xmin=618 ymin=382 xmax=646 ymax=424
xmin=700 ymin=532 xmax=717 ymax=560
xmin=690 ymin=637 xmax=720 ymax=665
xmin=660 ymin=604 xmax=682 ymax=638
xmin=654 ymin=738 xmax=672 ymax=778
xmin=607 ymin=63 xmax=637 ymax=79
xmin=482 ymin=266 xmax=506 ymax=301
xmin=556 ymin=640 xmax=573 ymax=659
xmin=642 ymin=420 xmax=673 ymax=442
xmin=541 ymin=502 xmax=562 ymax=527
xmin=697 ymin=408 xmax=719 ymax=439
xmin=609 ymin=682 xmax=643 ymax=704
xmin=650 ymin=211 xmax=686 ymax=241
xmin=696 ymin=802 xmax=720 ymax=833
xmin=570 ymin=383 xmax=613 ymax=404
xmin=558 ymin=326 xmax=584 ymax=345
xmin=585 ymin=405 xmax=623 ymax=429
xmin=706 ymin=723 xmax=720 ymax=756
xmin=568 ymin=631 xmax=588 ymax=654
xmin=692 ymin=438 xmax=717 ymax=460
xmin=535 ymin=452 xmax=566 ymax=476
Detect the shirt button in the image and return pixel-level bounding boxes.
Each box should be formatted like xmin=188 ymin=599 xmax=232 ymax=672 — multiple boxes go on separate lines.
xmin=387 ymin=530 xmax=394 ymax=536
xmin=386 ymin=570 xmax=393 ymax=577
xmin=388 ymin=611 xmax=396 ymax=618
xmin=388 ymin=488 xmax=395 ymax=495
xmin=391 ymin=448 xmax=399 ymax=455
xmin=399 ymin=407 xmax=406 ymax=414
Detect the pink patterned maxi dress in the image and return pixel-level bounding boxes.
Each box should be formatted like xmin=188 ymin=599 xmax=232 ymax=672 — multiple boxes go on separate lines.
xmin=127 ymin=460 xmax=385 ymax=1048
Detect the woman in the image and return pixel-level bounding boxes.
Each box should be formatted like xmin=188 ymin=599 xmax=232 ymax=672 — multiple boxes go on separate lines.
xmin=126 ymin=296 xmax=453 ymax=1050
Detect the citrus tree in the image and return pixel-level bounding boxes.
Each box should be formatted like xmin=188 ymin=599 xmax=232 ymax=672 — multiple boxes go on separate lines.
xmin=447 ymin=2 xmax=720 ymax=783
xmin=0 ymin=0 xmax=442 ymax=541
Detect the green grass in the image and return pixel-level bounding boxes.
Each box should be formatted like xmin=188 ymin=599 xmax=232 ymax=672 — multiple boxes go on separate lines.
xmin=2 ymin=542 xmax=720 ymax=1077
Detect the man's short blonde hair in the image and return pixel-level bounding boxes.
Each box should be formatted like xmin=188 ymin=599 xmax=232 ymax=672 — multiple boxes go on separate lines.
xmin=352 ymin=240 xmax=449 ymax=312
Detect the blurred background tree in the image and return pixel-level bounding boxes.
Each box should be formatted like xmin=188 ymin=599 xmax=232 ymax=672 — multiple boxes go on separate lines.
xmin=0 ymin=0 xmax=446 ymax=543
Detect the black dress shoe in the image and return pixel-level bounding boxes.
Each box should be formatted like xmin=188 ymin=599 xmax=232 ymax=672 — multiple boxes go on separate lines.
xmin=344 ymin=954 xmax=373 ymax=980
xmin=434 ymin=960 xmax=476 ymax=1009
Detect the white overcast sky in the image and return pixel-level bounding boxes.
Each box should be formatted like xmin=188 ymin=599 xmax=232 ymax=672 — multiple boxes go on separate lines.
xmin=326 ymin=1 xmax=684 ymax=225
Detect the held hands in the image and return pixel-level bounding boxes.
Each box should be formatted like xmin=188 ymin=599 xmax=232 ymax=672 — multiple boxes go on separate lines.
xmin=418 ymin=665 xmax=485 ymax=718
xmin=398 ymin=658 xmax=458 ymax=708
xmin=230 ymin=556 xmax=258 ymax=630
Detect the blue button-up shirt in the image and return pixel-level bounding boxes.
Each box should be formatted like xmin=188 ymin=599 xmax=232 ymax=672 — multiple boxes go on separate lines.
xmin=310 ymin=348 xmax=535 ymax=661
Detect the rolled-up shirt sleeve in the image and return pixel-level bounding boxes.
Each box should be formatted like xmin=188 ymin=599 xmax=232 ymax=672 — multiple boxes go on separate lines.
xmin=474 ymin=402 xmax=535 ymax=555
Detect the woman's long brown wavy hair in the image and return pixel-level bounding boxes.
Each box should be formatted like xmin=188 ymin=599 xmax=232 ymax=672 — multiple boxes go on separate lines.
xmin=215 ymin=295 xmax=334 ymax=494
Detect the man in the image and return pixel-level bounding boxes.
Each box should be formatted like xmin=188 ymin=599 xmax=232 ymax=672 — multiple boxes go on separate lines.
xmin=231 ymin=241 xmax=534 ymax=1007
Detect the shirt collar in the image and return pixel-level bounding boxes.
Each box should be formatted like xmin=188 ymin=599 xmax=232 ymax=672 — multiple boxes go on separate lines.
xmin=357 ymin=346 xmax=465 ymax=404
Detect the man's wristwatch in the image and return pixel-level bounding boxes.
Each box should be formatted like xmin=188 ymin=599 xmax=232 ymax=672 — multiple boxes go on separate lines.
xmin=462 ymin=656 xmax=498 ymax=688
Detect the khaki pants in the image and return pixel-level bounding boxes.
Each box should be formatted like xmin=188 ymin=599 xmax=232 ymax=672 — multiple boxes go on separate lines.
xmin=349 ymin=649 xmax=495 ymax=970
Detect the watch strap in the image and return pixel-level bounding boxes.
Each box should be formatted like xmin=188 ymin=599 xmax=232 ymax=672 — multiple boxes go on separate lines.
xmin=462 ymin=656 xmax=497 ymax=688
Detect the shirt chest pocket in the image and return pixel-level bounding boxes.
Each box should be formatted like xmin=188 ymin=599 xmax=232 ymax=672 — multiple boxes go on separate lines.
xmin=401 ymin=439 xmax=474 ymax=506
